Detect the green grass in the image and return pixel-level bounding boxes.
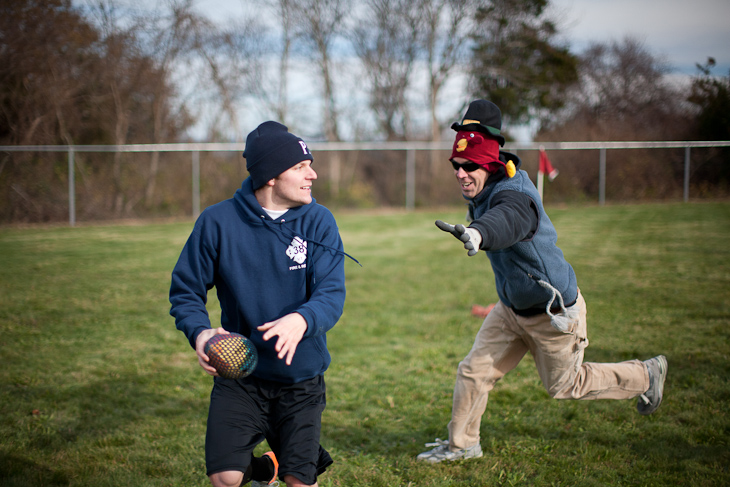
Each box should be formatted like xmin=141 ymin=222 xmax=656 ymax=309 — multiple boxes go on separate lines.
xmin=1 ymin=202 xmax=729 ymax=486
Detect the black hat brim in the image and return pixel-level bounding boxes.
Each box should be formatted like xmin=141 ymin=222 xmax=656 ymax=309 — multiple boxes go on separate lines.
xmin=451 ymin=122 xmax=505 ymax=146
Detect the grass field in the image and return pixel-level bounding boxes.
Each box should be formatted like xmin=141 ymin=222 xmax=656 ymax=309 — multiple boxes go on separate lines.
xmin=1 ymin=202 xmax=729 ymax=486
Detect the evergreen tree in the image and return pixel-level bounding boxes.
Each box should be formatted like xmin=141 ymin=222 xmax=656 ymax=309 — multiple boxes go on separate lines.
xmin=469 ymin=0 xmax=578 ymax=127
xmin=689 ymin=58 xmax=730 ymax=141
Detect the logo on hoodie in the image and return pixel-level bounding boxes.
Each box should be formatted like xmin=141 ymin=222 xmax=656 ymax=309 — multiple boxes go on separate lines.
xmin=286 ymin=236 xmax=307 ymax=269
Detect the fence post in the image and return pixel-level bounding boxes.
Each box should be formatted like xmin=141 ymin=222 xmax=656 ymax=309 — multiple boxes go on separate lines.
xmin=192 ymin=151 xmax=200 ymax=219
xmin=599 ymin=148 xmax=606 ymax=206
xmin=684 ymin=147 xmax=691 ymax=202
xmin=68 ymin=147 xmax=76 ymax=227
xmin=330 ymin=152 xmax=341 ymax=199
xmin=406 ymin=148 xmax=415 ymax=211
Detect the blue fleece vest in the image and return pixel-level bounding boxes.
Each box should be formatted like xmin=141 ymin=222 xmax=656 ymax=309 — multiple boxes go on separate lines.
xmin=472 ymin=169 xmax=578 ymax=311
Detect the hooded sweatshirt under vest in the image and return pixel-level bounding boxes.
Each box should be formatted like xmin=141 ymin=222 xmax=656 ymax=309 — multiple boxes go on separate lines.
xmin=466 ymin=151 xmax=578 ymax=314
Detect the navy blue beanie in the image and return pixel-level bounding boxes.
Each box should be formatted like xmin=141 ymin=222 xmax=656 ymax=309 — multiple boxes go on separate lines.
xmin=243 ymin=121 xmax=314 ymax=190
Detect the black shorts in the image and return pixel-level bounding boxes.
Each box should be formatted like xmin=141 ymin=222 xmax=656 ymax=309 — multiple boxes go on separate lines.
xmin=205 ymin=374 xmax=333 ymax=484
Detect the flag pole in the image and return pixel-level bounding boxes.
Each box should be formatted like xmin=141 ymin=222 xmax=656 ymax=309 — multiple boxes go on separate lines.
xmin=537 ymin=145 xmax=545 ymax=200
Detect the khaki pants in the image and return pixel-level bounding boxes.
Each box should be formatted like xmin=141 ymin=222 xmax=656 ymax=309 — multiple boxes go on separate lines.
xmin=448 ymin=291 xmax=649 ymax=450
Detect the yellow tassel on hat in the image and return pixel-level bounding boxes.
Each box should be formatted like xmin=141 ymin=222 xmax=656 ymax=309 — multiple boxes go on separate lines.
xmin=506 ymin=160 xmax=516 ymax=178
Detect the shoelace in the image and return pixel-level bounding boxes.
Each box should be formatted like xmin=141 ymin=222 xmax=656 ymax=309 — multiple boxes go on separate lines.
xmin=639 ymin=365 xmax=656 ymax=405
xmin=424 ymin=438 xmax=449 ymax=448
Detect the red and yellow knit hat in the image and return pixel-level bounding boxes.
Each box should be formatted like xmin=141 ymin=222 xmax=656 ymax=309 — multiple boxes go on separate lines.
xmin=451 ymin=131 xmax=516 ymax=178
xmin=450 ymin=100 xmax=516 ymax=178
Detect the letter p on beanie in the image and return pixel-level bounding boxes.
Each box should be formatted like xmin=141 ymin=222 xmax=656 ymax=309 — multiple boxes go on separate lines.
xmin=243 ymin=121 xmax=313 ymax=189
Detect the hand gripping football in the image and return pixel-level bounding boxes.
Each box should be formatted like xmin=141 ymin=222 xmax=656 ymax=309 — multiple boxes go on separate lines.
xmin=204 ymin=333 xmax=258 ymax=379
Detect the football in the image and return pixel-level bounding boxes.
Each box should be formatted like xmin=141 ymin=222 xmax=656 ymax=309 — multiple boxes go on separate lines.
xmin=204 ymin=333 xmax=258 ymax=379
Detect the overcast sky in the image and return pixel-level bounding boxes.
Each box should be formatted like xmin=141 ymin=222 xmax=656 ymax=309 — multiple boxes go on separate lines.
xmin=548 ymin=0 xmax=729 ymax=74
xmin=184 ymin=0 xmax=730 ymax=140
xmin=197 ymin=0 xmax=730 ymax=75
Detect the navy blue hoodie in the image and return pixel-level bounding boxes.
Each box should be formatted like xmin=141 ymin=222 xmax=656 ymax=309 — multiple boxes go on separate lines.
xmin=169 ymin=177 xmax=346 ymax=384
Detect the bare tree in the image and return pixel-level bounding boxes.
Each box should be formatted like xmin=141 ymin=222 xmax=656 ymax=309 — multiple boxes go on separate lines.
xmin=420 ymin=0 xmax=476 ymax=142
xmin=0 ymin=0 xmax=100 ymax=146
xmin=252 ymin=0 xmax=298 ymax=124
xmin=89 ymin=0 xmax=248 ymax=213
xmin=550 ymin=36 xmax=682 ymax=140
xmin=351 ymin=0 xmax=421 ymax=140
xmin=0 ymin=0 xmax=101 ymax=222
xmin=143 ymin=0 xmax=204 ymax=207
xmin=275 ymin=0 xmax=295 ymax=123
xmin=88 ymin=0 xmax=151 ymax=214
xmin=241 ymin=0 xmax=299 ymax=127
xmin=291 ymin=0 xmax=351 ymax=142
xmin=537 ymin=37 xmax=688 ymax=200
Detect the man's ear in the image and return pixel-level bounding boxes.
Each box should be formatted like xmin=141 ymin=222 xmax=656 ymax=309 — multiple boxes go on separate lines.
xmin=265 ymin=178 xmax=276 ymax=187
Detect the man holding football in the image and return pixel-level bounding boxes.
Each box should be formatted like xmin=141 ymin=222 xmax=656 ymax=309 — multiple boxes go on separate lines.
xmin=170 ymin=121 xmax=349 ymax=486
xmin=417 ymin=99 xmax=668 ymax=463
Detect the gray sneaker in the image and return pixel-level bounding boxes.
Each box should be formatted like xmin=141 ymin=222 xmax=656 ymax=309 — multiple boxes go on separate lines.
xmin=416 ymin=438 xmax=483 ymax=463
xmin=637 ymin=355 xmax=668 ymax=415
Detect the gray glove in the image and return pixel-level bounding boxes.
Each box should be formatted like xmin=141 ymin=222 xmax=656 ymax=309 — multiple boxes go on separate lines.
xmin=435 ymin=220 xmax=483 ymax=256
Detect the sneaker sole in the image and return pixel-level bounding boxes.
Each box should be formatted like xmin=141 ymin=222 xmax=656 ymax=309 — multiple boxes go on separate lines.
xmin=417 ymin=446 xmax=483 ymax=463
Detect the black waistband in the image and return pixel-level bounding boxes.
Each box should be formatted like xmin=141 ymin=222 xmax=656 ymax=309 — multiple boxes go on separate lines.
xmin=512 ymin=297 xmax=577 ymax=317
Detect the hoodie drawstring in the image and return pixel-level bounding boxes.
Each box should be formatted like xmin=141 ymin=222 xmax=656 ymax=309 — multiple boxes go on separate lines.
xmin=260 ymin=216 xmax=361 ymax=292
xmin=529 ymin=274 xmax=577 ymax=333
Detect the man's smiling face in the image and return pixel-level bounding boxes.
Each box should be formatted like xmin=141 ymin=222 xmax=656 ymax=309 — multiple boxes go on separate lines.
xmin=269 ymin=160 xmax=317 ymax=209
xmin=452 ymin=157 xmax=489 ymax=199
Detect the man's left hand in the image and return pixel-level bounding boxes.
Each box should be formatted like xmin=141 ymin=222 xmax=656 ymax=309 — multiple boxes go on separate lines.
xmin=435 ymin=220 xmax=483 ymax=256
xmin=258 ymin=313 xmax=308 ymax=365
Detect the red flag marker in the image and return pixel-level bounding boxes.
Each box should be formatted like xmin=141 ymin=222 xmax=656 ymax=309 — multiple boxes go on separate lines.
xmin=539 ymin=148 xmax=559 ymax=181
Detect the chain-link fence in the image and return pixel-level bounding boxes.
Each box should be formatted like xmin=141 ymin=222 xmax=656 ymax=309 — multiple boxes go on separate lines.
xmin=2 ymin=141 xmax=729 ymax=226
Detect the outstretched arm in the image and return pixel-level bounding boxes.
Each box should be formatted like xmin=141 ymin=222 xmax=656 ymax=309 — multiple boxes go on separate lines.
xmin=436 ymin=191 xmax=539 ymax=255
xmin=469 ymin=190 xmax=539 ymax=250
